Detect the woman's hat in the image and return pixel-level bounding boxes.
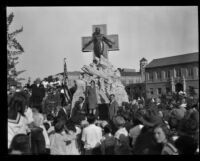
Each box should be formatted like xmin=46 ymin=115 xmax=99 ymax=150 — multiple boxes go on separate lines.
xmin=138 ymin=108 xmax=162 ymax=127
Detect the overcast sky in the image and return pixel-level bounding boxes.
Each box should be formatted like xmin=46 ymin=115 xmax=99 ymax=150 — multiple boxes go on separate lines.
xmin=7 ymin=6 xmax=198 ymax=84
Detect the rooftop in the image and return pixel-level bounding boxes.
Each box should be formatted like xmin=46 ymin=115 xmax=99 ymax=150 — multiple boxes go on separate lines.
xmin=146 ymin=52 xmax=199 ymax=69
xmin=121 ymin=72 xmax=141 ymax=77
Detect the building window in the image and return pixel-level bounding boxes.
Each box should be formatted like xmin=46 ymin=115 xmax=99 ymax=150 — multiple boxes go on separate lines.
xmin=166 ymin=87 xmax=170 ymax=94
xmin=157 ymin=88 xmax=162 ymax=95
xmin=157 ymin=71 xmax=161 ymax=80
xmin=146 ymin=73 xmax=149 ymax=81
xmin=149 ymin=72 xmax=153 ymax=80
xmin=150 ymin=88 xmax=153 ymax=95
xmin=166 ymin=70 xmax=170 ymax=78
xmin=188 ymin=67 xmax=194 ymax=77
xmin=196 ymin=67 xmax=199 ymax=77
xmin=162 ymin=71 xmax=166 ymax=80
xmin=176 ymin=68 xmax=181 ymax=77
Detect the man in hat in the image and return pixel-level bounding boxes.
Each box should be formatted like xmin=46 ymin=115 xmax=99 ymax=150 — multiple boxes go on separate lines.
xmin=30 ymin=78 xmax=45 ymax=112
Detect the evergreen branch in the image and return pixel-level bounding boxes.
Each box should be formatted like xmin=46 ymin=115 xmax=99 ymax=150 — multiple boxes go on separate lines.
xmin=8 ymin=50 xmax=23 ymax=56
xmin=16 ymin=77 xmax=26 ymax=81
xmin=16 ymin=70 xmax=26 ymax=76
xmin=9 ymin=27 xmax=23 ymax=39
xmin=7 ymin=12 xmax=14 ymax=28
xmin=12 ymin=38 xmax=24 ymax=52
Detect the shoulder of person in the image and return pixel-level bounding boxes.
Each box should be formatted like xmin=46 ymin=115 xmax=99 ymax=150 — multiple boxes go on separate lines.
xmin=162 ymin=142 xmax=178 ymax=155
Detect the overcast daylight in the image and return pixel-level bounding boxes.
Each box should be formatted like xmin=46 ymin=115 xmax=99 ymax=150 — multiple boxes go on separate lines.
xmin=7 ymin=6 xmax=199 ymax=155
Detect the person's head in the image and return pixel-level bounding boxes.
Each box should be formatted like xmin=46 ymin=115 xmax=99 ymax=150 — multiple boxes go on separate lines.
xmin=132 ymin=99 xmax=137 ymax=105
xmin=9 ymin=134 xmax=31 ymax=155
xmin=95 ymin=27 xmax=100 ymax=34
xmin=168 ymin=116 xmax=179 ymax=130
xmin=110 ymin=94 xmax=115 ymax=102
xmin=114 ymin=116 xmax=125 ymax=128
xmin=8 ymin=91 xmax=29 ymax=116
xmin=155 ymin=97 xmax=161 ymax=104
xmin=87 ymin=114 xmax=96 ymax=124
xmin=35 ymin=78 xmax=41 ymax=85
xmin=9 ymin=85 xmax=16 ymax=95
xmin=103 ymin=124 xmax=112 ymax=134
xmin=153 ymin=123 xmax=170 ymax=144
xmin=90 ymin=80 xmax=95 ymax=87
xmin=78 ymin=96 xmax=84 ymax=103
xmin=47 ymin=113 xmax=54 ymax=121
xmin=65 ymin=119 xmax=76 ymax=133
xmin=181 ymin=98 xmax=186 ymax=104
xmin=54 ymin=121 xmax=65 ymax=133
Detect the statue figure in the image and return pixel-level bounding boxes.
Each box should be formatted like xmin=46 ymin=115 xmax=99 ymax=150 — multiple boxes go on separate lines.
xmin=82 ymin=27 xmax=115 ymax=59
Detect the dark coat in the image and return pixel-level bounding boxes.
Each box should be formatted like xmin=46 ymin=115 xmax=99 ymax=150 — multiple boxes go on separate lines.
xmin=31 ymin=84 xmax=45 ymax=106
xmin=57 ymin=108 xmax=69 ymax=123
xmin=43 ymin=93 xmax=61 ymax=115
xmin=86 ymin=86 xmax=98 ymax=110
xmin=71 ymin=101 xmax=87 ymax=121
xmin=109 ymin=100 xmax=119 ymax=121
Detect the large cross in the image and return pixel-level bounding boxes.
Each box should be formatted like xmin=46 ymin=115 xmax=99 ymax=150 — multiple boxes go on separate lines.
xmin=82 ymin=24 xmax=119 ymax=60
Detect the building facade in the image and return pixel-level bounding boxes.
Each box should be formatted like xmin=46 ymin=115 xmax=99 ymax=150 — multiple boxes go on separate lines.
xmin=118 ymin=58 xmax=148 ymax=86
xmin=145 ymin=52 xmax=199 ymax=98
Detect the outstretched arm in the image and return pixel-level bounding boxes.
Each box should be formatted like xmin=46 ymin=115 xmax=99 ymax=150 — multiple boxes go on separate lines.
xmin=82 ymin=38 xmax=93 ymax=51
xmin=103 ymin=36 xmax=115 ymax=48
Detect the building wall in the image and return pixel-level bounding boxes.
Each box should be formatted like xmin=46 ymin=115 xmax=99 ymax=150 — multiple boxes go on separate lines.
xmin=145 ymin=62 xmax=199 ymax=98
xmin=120 ymin=75 xmax=142 ymax=86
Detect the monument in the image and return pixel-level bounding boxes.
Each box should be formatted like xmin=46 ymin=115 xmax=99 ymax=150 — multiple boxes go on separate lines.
xmin=70 ymin=24 xmax=128 ymax=120
xmin=79 ymin=24 xmax=128 ymax=107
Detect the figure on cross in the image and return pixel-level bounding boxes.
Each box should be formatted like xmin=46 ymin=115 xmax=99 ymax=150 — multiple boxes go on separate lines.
xmin=82 ymin=27 xmax=115 ymax=59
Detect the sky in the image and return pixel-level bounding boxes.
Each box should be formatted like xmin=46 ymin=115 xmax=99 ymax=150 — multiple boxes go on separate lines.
xmin=7 ymin=6 xmax=198 ymax=85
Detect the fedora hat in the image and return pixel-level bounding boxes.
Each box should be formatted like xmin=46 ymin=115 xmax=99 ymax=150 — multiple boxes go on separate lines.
xmin=138 ymin=108 xmax=162 ymax=127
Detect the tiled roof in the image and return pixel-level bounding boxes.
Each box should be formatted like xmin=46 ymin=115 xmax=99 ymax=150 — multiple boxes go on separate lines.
xmin=119 ymin=68 xmax=136 ymax=72
xmin=121 ymin=72 xmax=141 ymax=77
xmin=146 ymin=52 xmax=199 ymax=69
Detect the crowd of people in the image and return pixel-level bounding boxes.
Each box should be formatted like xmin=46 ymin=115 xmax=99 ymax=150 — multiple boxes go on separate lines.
xmin=7 ymin=77 xmax=199 ymax=155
